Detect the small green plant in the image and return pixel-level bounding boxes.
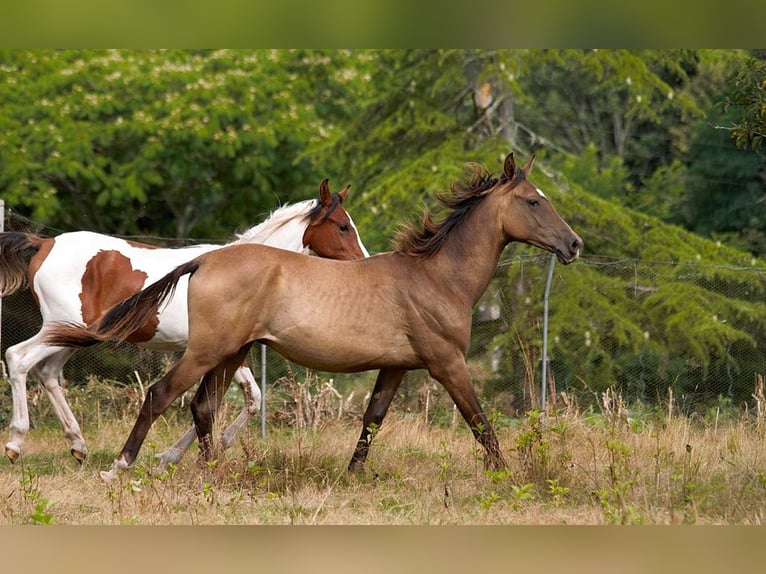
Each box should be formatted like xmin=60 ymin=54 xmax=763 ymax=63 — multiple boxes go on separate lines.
xmin=484 ymin=468 xmax=512 ymax=484
xmin=200 ymin=481 xmax=216 ymax=504
xmin=478 ymin=491 xmax=502 ymax=511
xmin=546 ymin=478 xmax=570 ymax=506
xmin=515 ymin=409 xmax=552 ymax=485
xmin=595 ymin=486 xmax=642 ymax=525
xmin=669 ymin=443 xmax=700 ymax=524
xmin=20 ymin=467 xmax=55 ymax=525
xmin=509 ymin=482 xmax=535 ymax=510
xmin=597 ymin=434 xmax=642 ymax=524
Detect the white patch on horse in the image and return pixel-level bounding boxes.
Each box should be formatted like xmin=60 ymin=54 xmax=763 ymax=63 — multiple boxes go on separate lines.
xmin=235 ymin=201 xmax=316 ymax=254
xmin=535 ymin=186 xmax=547 ymax=199
xmin=1 ymin=194 xmax=368 ymax=465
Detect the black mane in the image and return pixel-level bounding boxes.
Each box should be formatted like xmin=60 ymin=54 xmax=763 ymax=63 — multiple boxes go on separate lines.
xmin=394 ymin=163 xmax=506 ymax=257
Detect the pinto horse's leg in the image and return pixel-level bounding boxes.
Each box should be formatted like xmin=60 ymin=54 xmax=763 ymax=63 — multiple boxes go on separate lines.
xmin=190 ymin=347 xmax=251 ymax=462
xmin=220 ymin=365 xmax=260 ymax=449
xmin=428 ymin=357 xmax=506 ymax=471
xmin=153 ymin=422 xmax=196 ymax=474
xmin=100 ymin=354 xmax=215 ymax=482
xmin=4 ymin=333 xmax=79 ymax=462
xmin=34 ymin=349 xmax=88 ymax=462
xmin=153 ymin=365 xmax=260 ymax=474
xmin=348 ymin=367 xmax=408 ymax=472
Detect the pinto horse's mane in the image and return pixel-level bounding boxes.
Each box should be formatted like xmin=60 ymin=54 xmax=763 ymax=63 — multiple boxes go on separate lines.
xmin=232 ymin=193 xmax=345 ymax=246
xmin=394 ymin=163 xmax=517 ymax=258
xmin=232 ymin=199 xmax=314 ymax=244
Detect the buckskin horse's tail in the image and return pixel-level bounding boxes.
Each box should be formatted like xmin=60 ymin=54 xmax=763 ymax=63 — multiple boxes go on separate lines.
xmin=0 ymin=232 xmax=47 ymax=296
xmin=45 ymin=260 xmax=200 ymax=348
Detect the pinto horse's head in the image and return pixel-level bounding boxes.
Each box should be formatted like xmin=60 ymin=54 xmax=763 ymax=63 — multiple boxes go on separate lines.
xmin=302 ymin=179 xmax=369 ymax=260
xmin=497 ymin=152 xmax=582 ymax=264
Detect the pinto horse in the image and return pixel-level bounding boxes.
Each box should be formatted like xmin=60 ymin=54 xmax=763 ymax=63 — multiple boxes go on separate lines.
xmin=46 ymin=152 xmax=582 ymax=482
xmin=1 ymin=179 xmax=368 ymax=465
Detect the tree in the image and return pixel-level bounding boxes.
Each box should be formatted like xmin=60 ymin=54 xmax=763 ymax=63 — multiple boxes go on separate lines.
xmin=684 ymin=101 xmax=766 ymax=257
xmin=722 ymin=53 xmax=766 ymax=152
xmin=0 ymin=49 xmax=374 ymax=240
xmin=319 ymin=49 xmax=766 ymax=412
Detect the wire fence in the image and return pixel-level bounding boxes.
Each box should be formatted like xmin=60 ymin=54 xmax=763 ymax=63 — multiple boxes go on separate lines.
xmin=2 ymin=204 xmax=766 ymax=434
xmin=2 ymin=245 xmax=765 ymax=436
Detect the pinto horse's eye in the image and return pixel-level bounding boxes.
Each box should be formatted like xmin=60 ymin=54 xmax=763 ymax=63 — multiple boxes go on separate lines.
xmin=339 ymin=224 xmax=349 ymax=233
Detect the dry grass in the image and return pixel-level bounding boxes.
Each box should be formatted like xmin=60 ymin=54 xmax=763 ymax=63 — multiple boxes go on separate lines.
xmin=1 ymin=376 xmax=765 ymax=525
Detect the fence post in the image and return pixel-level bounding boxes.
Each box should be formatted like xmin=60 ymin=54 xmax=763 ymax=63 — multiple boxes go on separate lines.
xmin=0 ymin=199 xmax=4 ymax=355
xmin=540 ymin=253 xmax=556 ymax=413
xmin=260 ymin=343 xmax=267 ymax=438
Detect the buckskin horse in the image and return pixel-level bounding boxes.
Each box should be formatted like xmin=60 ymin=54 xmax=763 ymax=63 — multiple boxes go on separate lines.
xmin=46 ymin=152 xmax=582 ymax=482
xmin=1 ymin=179 xmax=368 ymax=465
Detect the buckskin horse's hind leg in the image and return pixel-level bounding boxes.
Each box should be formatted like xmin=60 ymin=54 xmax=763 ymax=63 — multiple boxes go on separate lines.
xmin=348 ymin=367 xmax=408 ymax=472
xmin=153 ymin=365 xmax=260 ymax=474
xmin=100 ymin=354 xmax=215 ymax=482
xmin=190 ymin=346 xmax=252 ymax=463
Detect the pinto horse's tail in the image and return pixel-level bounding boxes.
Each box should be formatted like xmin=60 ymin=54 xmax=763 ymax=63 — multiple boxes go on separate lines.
xmin=0 ymin=232 xmax=46 ymax=296
xmin=45 ymin=260 xmax=200 ymax=348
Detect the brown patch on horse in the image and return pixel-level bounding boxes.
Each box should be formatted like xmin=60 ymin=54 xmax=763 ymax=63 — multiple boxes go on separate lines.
xmin=25 ymin=237 xmax=55 ymax=306
xmin=80 ymin=250 xmax=159 ymax=342
xmin=302 ymin=179 xmax=364 ymax=260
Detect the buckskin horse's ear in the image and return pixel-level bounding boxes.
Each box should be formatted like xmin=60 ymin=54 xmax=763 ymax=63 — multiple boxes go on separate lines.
xmin=338 ymin=184 xmax=350 ymax=202
xmin=522 ymin=154 xmax=536 ymax=176
xmin=319 ymin=178 xmax=332 ymax=207
xmin=503 ymin=152 xmax=516 ymax=180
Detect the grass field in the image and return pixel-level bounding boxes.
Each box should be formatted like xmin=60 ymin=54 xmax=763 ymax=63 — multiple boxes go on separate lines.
xmin=2 ymin=374 xmax=765 ymax=526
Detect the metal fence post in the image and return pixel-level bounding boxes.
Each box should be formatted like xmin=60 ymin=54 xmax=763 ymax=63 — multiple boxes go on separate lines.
xmin=0 ymin=199 xmax=4 ymax=356
xmin=260 ymin=343 xmax=267 ymax=438
xmin=540 ymin=253 xmax=556 ymax=413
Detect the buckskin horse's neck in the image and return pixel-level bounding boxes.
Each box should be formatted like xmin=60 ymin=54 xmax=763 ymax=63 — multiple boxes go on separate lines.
xmin=431 ymin=191 xmax=508 ymax=307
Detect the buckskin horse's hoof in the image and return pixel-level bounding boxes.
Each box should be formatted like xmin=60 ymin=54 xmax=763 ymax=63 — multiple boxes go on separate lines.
xmin=71 ymin=448 xmax=87 ymax=464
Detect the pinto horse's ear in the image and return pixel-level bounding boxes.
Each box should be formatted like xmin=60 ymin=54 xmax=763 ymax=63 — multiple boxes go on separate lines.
xmin=319 ymin=178 xmax=332 ymax=207
xmin=503 ymin=152 xmax=516 ymax=180
xmin=522 ymin=154 xmax=536 ymax=176
xmin=337 ymin=184 xmax=350 ymax=202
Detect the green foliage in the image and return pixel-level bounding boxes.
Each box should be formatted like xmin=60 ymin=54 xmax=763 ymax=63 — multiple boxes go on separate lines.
xmin=19 ymin=467 xmax=56 ymax=525
xmin=2 ymin=49 xmax=765 ymax=417
xmin=0 ymin=49 xmax=374 ymax=239
xmin=684 ymin=98 xmax=766 ymax=256
xmin=559 ymin=143 xmax=631 ymax=201
xmin=514 ymin=49 xmax=702 ymax=161
xmin=478 ymin=168 xmax=766 ymax=409
xmin=722 ymin=54 xmax=766 ymax=152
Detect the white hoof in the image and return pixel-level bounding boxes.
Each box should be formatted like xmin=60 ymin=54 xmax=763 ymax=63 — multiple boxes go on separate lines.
xmin=100 ymin=470 xmax=118 ymax=483
xmin=100 ymin=457 xmax=130 ymax=483
xmin=153 ymin=450 xmax=179 ymax=475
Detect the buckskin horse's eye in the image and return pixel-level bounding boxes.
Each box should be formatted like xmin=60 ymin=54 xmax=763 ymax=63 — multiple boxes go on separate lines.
xmin=527 ymin=199 xmax=540 ymax=207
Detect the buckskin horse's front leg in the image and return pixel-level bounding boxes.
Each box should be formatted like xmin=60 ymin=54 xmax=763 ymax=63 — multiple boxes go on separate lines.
xmin=429 ymin=357 xmax=507 ymax=471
